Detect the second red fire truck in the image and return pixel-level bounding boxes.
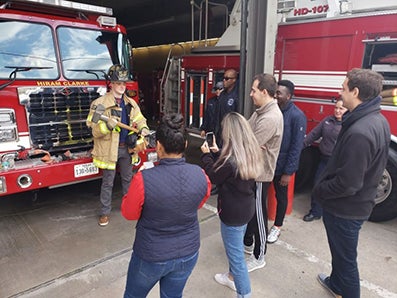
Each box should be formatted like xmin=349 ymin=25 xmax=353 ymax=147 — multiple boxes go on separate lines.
xmin=159 ymin=0 xmax=397 ymax=222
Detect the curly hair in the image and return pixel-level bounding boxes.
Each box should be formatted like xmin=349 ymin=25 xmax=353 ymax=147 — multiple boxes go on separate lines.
xmin=156 ymin=113 xmax=187 ymax=154
xmin=278 ymin=79 xmax=295 ymax=96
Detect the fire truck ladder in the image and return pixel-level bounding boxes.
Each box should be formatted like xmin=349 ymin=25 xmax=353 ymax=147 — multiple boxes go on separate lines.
xmin=159 ymin=44 xmax=184 ymax=116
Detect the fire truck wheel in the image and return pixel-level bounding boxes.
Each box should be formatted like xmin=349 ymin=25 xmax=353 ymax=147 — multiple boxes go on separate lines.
xmin=295 ymin=146 xmax=320 ymax=191
xmin=369 ymin=157 xmax=397 ymax=222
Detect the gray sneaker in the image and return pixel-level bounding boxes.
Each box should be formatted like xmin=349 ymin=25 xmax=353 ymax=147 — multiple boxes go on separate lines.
xmin=246 ymin=255 xmax=266 ymax=272
xmin=214 ymin=273 xmax=236 ymax=291
xmin=267 ymin=226 xmax=280 ymax=243
xmin=244 ymin=244 xmax=254 ymax=255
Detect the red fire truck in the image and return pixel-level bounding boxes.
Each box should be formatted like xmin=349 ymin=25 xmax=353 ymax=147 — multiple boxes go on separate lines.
xmin=0 ymin=0 xmax=156 ymax=198
xmin=160 ymin=0 xmax=397 ymax=221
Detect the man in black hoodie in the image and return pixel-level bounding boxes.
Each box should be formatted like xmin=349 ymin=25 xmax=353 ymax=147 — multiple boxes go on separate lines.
xmin=313 ymin=68 xmax=390 ymax=298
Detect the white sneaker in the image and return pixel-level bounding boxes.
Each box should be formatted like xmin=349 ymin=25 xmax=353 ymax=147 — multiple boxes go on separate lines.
xmin=214 ymin=273 xmax=236 ymax=291
xmin=244 ymin=244 xmax=254 ymax=255
xmin=246 ymin=255 xmax=266 ymax=272
xmin=267 ymin=226 xmax=281 ymax=243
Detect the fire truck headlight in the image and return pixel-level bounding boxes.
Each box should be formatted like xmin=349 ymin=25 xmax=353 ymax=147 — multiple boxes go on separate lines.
xmin=147 ymin=151 xmax=158 ymax=163
xmin=0 ymin=127 xmax=17 ymax=142
xmin=0 ymin=109 xmax=15 ymax=123
xmin=97 ymin=16 xmax=116 ymax=27
xmin=0 ymin=109 xmax=17 ymax=142
xmin=0 ymin=177 xmax=6 ymax=194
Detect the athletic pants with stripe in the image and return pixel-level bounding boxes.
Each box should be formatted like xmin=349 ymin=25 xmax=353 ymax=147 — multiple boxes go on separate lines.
xmin=243 ymin=181 xmax=271 ymax=260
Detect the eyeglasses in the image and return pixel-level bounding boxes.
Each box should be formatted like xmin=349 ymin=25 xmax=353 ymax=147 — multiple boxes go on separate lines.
xmin=223 ymin=77 xmax=236 ymax=81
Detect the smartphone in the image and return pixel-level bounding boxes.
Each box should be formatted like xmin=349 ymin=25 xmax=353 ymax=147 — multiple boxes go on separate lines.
xmin=143 ymin=161 xmax=154 ymax=169
xmin=206 ymin=132 xmax=214 ymax=147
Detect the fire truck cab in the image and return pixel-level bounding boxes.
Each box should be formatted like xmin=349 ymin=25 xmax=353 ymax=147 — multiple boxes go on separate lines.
xmin=0 ymin=0 xmax=156 ymax=197
xmin=161 ymin=0 xmax=397 ymax=222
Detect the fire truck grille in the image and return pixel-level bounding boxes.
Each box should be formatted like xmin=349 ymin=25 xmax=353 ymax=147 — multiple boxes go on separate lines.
xmin=26 ymin=88 xmax=101 ymax=151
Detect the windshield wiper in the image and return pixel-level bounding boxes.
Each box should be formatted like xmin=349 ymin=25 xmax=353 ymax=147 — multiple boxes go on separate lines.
xmin=0 ymin=66 xmax=53 ymax=91
xmin=67 ymin=69 xmax=107 ymax=79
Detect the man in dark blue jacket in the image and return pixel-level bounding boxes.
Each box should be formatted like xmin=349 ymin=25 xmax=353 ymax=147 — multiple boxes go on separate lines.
xmin=200 ymin=81 xmax=223 ymax=138
xmin=313 ymin=69 xmax=390 ymax=298
xmin=215 ymin=69 xmax=239 ymax=145
xmin=267 ymin=80 xmax=306 ymax=244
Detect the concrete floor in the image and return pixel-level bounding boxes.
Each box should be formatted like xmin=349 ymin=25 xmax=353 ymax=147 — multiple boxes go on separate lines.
xmin=1 ymin=137 xmax=397 ymax=298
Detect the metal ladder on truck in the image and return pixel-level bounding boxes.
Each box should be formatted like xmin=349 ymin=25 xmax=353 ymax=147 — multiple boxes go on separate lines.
xmin=159 ymin=44 xmax=184 ymax=117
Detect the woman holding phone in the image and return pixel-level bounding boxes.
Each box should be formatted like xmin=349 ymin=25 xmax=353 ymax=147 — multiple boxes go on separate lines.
xmin=201 ymin=112 xmax=263 ymax=298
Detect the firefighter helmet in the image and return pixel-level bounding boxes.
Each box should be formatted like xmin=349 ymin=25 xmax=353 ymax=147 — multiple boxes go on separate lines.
xmin=107 ymin=64 xmax=130 ymax=82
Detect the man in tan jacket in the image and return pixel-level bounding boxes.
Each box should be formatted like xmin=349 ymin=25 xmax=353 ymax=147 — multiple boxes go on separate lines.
xmin=87 ymin=64 xmax=149 ymax=226
xmin=244 ymin=73 xmax=283 ymax=272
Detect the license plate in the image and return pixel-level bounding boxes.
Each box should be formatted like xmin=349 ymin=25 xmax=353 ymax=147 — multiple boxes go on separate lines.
xmin=74 ymin=162 xmax=99 ymax=178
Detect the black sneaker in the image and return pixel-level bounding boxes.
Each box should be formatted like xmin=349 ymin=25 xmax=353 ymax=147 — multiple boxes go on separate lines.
xmin=317 ymin=273 xmax=342 ymax=298
xmin=210 ymin=185 xmax=218 ymax=195
xmin=303 ymin=213 xmax=321 ymax=222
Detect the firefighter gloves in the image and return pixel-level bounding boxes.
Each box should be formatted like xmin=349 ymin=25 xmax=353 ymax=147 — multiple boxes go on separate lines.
xmin=106 ymin=117 xmax=118 ymax=130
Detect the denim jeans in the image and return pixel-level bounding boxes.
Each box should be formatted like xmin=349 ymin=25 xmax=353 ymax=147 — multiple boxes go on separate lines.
xmin=221 ymin=221 xmax=251 ymax=298
xmin=323 ymin=210 xmax=364 ymax=298
xmin=310 ymin=156 xmax=329 ymax=217
xmin=124 ymin=251 xmax=198 ymax=298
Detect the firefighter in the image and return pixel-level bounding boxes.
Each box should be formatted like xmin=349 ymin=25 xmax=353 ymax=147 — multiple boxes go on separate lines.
xmin=86 ymin=64 xmax=149 ymax=226
xmin=200 ymin=81 xmax=224 ymax=138
xmin=215 ymin=69 xmax=239 ymax=146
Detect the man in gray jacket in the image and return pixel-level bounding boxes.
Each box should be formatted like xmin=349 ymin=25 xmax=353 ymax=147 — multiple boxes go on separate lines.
xmin=243 ymin=73 xmax=283 ymax=272
xmin=314 ymin=68 xmax=390 ymax=298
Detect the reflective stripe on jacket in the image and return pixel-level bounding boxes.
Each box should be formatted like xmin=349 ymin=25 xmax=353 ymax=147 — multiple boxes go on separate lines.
xmin=86 ymin=92 xmax=148 ymax=169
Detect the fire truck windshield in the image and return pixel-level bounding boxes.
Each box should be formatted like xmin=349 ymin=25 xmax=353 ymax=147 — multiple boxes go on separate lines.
xmin=58 ymin=27 xmax=118 ymax=80
xmin=0 ymin=19 xmax=129 ymax=81
xmin=0 ymin=21 xmax=57 ymax=79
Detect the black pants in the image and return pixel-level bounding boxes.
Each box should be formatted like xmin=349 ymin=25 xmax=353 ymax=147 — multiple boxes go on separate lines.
xmin=243 ymin=182 xmax=271 ymax=260
xmin=273 ymin=175 xmax=288 ymax=227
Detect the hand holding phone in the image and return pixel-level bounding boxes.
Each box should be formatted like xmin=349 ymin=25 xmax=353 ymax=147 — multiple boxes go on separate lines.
xmin=138 ymin=161 xmax=154 ymax=172
xmin=143 ymin=161 xmax=154 ymax=169
xmin=206 ymin=132 xmax=214 ymax=147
